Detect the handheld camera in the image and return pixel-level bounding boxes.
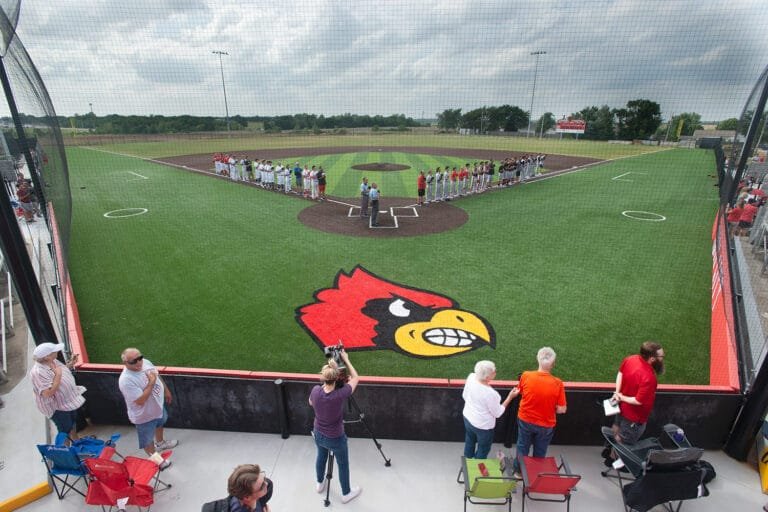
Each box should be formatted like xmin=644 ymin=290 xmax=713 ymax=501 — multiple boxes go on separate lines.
xmin=323 ymin=342 xmax=348 ymax=388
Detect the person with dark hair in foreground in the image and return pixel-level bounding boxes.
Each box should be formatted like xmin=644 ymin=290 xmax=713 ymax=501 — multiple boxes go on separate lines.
xmin=612 ymin=341 xmax=665 ymax=445
xmin=201 ymin=464 xmax=273 ymax=512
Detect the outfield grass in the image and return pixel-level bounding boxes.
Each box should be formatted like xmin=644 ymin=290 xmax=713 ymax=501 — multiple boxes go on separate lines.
xmin=85 ymin=132 xmax=664 ymax=160
xmin=67 ymin=145 xmax=716 ymax=384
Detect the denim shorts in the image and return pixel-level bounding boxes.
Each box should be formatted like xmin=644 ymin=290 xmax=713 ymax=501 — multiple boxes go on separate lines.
xmin=135 ymin=408 xmax=168 ymax=449
xmin=51 ymin=409 xmax=78 ymax=434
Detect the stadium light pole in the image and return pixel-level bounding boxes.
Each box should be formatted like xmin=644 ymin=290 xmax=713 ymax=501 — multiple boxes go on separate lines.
xmin=212 ymin=50 xmax=230 ymax=131
xmin=527 ymin=50 xmax=546 ymax=138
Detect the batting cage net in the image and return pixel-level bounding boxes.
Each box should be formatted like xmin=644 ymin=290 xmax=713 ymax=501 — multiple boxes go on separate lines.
xmin=0 ymin=0 xmax=72 ymax=346
xmin=1 ymin=0 xmax=768 ymax=386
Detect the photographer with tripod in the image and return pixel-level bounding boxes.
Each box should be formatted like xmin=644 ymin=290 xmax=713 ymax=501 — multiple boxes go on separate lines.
xmin=309 ymin=346 xmax=362 ymax=504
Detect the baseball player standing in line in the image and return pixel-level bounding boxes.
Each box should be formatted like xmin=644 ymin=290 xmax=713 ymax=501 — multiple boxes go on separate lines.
xmin=425 ymin=169 xmax=434 ymax=203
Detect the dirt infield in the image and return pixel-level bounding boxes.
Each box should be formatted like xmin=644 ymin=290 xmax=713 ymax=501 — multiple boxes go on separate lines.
xmin=157 ymin=146 xmax=600 ymax=238
xmin=159 ymin=146 xmax=600 ymax=174
xmin=300 ymin=198 xmax=468 ymax=238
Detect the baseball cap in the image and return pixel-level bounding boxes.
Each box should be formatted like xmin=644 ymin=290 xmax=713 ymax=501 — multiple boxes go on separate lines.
xmin=33 ymin=342 xmax=65 ymax=359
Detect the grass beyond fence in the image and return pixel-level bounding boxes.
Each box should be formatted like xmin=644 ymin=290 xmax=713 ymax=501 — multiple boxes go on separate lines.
xmin=66 ymin=143 xmax=716 ymax=384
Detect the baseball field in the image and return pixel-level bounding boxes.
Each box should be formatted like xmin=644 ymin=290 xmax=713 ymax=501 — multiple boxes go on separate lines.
xmin=65 ymin=133 xmax=718 ymax=384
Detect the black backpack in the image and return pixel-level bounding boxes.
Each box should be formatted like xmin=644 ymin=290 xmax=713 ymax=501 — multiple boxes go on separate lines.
xmin=201 ymin=498 xmax=229 ymax=512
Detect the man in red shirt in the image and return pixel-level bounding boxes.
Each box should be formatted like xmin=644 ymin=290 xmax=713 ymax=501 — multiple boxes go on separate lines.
xmin=737 ymin=198 xmax=759 ymax=236
xmin=512 ymin=347 xmax=567 ymax=475
xmin=612 ymin=341 xmax=665 ymax=444
xmin=416 ymin=171 xmax=426 ymax=206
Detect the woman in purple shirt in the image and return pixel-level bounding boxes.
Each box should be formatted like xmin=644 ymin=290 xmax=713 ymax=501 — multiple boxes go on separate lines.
xmin=308 ymin=349 xmax=362 ymax=504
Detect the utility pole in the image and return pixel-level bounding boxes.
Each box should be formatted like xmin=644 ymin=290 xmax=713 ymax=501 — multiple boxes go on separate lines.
xmin=527 ymin=50 xmax=546 ymax=138
xmin=212 ymin=50 xmax=230 ymax=131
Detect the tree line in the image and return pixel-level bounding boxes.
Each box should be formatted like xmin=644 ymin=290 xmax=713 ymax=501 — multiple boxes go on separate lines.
xmin=2 ymin=107 xmax=747 ymax=141
xmin=437 ymin=100 xmax=744 ymax=141
xmin=53 ymin=112 xmax=419 ymax=134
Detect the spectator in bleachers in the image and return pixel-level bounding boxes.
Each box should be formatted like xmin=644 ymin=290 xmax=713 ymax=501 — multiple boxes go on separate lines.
xmin=726 ymin=200 xmax=745 ymax=231
xmin=29 ymin=343 xmax=85 ymax=441
xmin=202 ymin=463 xmax=273 ymax=512
xmin=737 ymin=198 xmax=760 ymax=236
xmin=462 ymin=360 xmax=518 ymax=460
xmin=510 ymin=347 xmax=566 ymax=476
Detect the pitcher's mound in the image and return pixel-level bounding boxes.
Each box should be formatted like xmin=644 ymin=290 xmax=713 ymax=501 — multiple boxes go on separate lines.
xmin=351 ymin=163 xmax=410 ymax=172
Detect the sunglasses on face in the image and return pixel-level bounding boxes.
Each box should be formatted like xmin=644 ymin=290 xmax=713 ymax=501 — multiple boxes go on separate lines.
xmin=126 ymin=355 xmax=144 ymax=365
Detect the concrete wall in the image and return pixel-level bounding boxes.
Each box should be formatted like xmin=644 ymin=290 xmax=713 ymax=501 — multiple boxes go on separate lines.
xmin=75 ymin=370 xmax=742 ymax=449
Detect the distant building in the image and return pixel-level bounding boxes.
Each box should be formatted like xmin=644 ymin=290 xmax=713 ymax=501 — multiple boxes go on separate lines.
xmin=692 ymin=129 xmax=737 ymax=143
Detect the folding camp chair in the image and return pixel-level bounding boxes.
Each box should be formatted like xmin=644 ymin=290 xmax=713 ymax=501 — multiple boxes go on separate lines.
xmin=55 ymin=432 xmax=122 ymax=459
xmin=519 ymin=455 xmax=580 ymax=512
xmin=84 ymin=453 xmax=172 ymax=511
xmin=600 ymin=426 xmax=709 ymax=512
xmin=460 ymin=456 xmax=517 ymax=512
xmin=37 ymin=443 xmax=90 ymax=499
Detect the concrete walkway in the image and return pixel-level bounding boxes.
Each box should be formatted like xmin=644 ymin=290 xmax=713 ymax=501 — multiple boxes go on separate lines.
xmin=1 ymin=359 xmax=766 ymax=512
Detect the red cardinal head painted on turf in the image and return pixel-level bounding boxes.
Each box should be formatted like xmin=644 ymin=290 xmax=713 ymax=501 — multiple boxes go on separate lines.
xmin=296 ymin=266 xmax=496 ymax=358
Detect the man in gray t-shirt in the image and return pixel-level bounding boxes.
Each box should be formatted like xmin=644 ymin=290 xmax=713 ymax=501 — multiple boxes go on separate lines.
xmin=118 ymin=348 xmax=178 ymax=467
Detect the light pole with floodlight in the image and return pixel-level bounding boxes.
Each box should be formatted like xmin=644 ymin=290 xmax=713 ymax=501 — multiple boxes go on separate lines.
xmin=527 ymin=50 xmax=546 ymax=138
xmin=212 ymin=50 xmax=230 ymax=131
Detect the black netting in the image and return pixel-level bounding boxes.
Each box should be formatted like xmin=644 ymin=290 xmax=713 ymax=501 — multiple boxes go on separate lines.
xmin=728 ymin=64 xmax=768 ymax=202
xmin=0 ymin=2 xmax=71 ymax=340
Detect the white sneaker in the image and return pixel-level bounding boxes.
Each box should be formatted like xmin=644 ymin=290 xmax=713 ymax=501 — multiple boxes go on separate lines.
xmin=341 ymin=486 xmax=362 ymax=504
xmin=315 ymin=480 xmax=327 ymax=493
xmin=155 ymin=439 xmax=178 ymax=451
xmin=158 ymin=459 xmax=172 ymax=471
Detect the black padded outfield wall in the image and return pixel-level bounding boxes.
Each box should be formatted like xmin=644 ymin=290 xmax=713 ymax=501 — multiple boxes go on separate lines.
xmin=75 ymin=371 xmax=742 ymax=450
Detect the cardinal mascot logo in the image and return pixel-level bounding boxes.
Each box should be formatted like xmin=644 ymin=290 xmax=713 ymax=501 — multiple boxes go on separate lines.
xmin=296 ymin=266 xmax=496 ymax=358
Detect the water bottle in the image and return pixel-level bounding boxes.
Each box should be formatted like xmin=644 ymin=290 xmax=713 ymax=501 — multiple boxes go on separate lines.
xmin=673 ymin=428 xmax=685 ymax=443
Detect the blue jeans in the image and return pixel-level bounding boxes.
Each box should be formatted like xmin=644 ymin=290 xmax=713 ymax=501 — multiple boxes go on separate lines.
xmin=313 ymin=430 xmax=351 ymax=495
xmin=514 ymin=419 xmax=554 ymax=472
xmin=51 ymin=409 xmax=78 ymax=435
xmin=463 ymin=416 xmax=495 ymax=459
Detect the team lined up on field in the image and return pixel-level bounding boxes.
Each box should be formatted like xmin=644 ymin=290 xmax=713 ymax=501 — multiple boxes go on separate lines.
xmin=416 ymin=155 xmax=546 ymax=204
xmin=212 ymin=153 xmax=547 ymax=202
xmin=213 ymin=154 xmax=328 ymax=200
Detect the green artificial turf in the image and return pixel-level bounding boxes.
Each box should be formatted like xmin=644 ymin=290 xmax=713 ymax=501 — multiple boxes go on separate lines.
xmin=82 ymin=132 xmax=663 ymax=160
xmin=66 ymin=145 xmax=716 ymax=384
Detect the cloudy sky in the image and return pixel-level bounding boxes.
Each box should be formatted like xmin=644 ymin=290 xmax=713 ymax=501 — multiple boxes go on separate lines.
xmin=9 ymin=0 xmax=768 ymax=121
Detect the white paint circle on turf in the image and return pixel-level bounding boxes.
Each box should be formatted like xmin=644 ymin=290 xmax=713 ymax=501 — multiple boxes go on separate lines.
xmin=622 ymin=210 xmax=666 ymax=222
xmin=104 ymin=208 xmax=148 ymax=218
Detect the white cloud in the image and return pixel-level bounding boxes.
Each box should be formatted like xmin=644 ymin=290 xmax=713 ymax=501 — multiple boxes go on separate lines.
xmin=10 ymin=0 xmax=768 ymax=120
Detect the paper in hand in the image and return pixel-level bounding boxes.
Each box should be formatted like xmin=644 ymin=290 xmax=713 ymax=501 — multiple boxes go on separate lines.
xmin=603 ymin=398 xmax=620 ymax=416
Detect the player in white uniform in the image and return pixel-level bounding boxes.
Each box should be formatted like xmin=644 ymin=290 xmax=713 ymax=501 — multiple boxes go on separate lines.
xmin=302 ymin=166 xmax=311 ymax=198
xmin=228 ymin=156 xmax=238 ymax=181
xmin=425 ymin=170 xmax=434 ymax=203
xmin=283 ymin=165 xmax=292 ymax=193
xmin=309 ymin=166 xmax=319 ymax=199
xmin=276 ymin=163 xmax=285 ymax=191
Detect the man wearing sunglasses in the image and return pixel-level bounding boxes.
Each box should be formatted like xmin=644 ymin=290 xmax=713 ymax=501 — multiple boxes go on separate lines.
xmin=202 ymin=464 xmax=273 ymax=512
xmin=118 ymin=347 xmax=178 ymax=470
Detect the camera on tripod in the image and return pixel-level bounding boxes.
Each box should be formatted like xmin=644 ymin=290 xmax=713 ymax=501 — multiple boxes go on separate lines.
xmin=323 ymin=343 xmax=349 ymax=387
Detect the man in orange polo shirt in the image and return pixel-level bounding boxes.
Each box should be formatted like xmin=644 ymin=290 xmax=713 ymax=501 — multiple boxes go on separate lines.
xmin=512 ymin=347 xmax=567 ymax=475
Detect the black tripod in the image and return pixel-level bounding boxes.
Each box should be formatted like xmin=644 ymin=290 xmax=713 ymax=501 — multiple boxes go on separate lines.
xmin=321 ymin=395 xmax=391 ymax=506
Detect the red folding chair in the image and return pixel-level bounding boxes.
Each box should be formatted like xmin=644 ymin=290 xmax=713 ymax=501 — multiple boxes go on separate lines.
xmin=84 ymin=452 xmax=172 ymax=511
xmin=519 ymin=455 xmax=580 ymax=512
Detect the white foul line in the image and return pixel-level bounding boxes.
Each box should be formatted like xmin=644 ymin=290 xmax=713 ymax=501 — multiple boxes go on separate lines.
xmin=612 ymin=172 xmax=632 ymax=181
xmin=127 ymin=171 xmax=149 ymax=180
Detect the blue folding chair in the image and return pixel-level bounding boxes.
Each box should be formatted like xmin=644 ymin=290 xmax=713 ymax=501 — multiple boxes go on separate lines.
xmin=37 ymin=443 xmax=90 ymax=499
xmin=37 ymin=433 xmax=121 ymax=500
xmin=55 ymin=432 xmax=121 ymax=459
